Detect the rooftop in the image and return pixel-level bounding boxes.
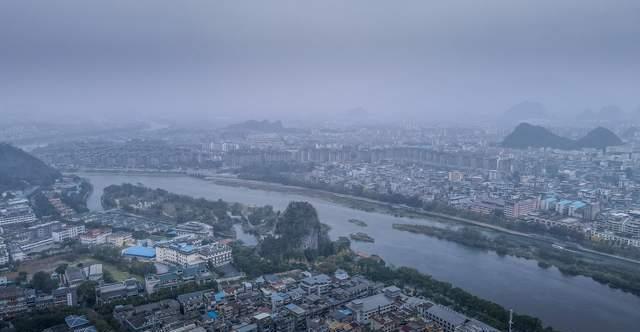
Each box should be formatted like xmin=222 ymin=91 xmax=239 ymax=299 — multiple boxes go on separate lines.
xmin=285 ymin=303 xmax=306 ymax=315
xmin=122 ymin=246 xmax=156 ymax=258
xmin=349 ymin=293 xmax=394 ymax=313
xmin=65 ymin=315 xmax=90 ymax=329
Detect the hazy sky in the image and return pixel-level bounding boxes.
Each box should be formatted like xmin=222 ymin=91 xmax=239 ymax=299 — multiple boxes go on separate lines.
xmin=1 ymin=0 xmax=639 ymax=125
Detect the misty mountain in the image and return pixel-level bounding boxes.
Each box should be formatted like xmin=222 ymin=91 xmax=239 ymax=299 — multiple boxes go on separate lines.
xmin=621 ymin=126 xmax=640 ymax=140
xmin=224 ymin=120 xmax=287 ymax=133
xmin=502 ymin=123 xmax=573 ymax=149
xmin=0 ymin=143 xmax=61 ymax=191
xmin=574 ymin=127 xmax=623 ymax=149
xmin=502 ymin=123 xmax=623 ymax=150
xmin=578 ymin=106 xmax=626 ymax=122
xmin=500 ymin=102 xmax=549 ymax=125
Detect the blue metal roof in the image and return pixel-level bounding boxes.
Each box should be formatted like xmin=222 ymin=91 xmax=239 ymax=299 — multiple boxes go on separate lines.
xmin=122 ymin=246 xmax=156 ymax=258
xmin=570 ymin=201 xmax=586 ymax=208
xmin=65 ymin=315 xmax=90 ymax=329
xmin=207 ymin=311 xmax=219 ymax=319
xmin=170 ymin=243 xmax=195 ymax=253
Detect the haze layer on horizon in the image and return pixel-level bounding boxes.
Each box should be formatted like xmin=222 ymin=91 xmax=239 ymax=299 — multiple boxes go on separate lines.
xmin=1 ymin=0 xmax=639 ymax=125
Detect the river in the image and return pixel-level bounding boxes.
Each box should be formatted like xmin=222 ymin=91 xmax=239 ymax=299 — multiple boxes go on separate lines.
xmin=78 ymin=172 xmax=640 ymax=332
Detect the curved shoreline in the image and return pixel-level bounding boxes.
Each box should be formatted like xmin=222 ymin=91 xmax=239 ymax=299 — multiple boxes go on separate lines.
xmin=70 ymin=169 xmax=640 ymax=266
xmin=204 ymin=175 xmax=640 ymax=266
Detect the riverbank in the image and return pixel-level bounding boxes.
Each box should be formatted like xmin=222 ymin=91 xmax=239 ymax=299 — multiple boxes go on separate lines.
xmin=203 ymin=175 xmax=640 ymax=266
xmin=64 ymin=168 xmax=187 ymax=176
xmin=90 ymin=170 xmax=640 ymax=296
xmin=393 ymin=223 xmax=640 ymax=297
xmin=71 ymin=169 xmax=640 ymax=266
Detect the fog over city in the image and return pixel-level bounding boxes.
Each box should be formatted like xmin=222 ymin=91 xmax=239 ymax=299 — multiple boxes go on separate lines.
xmin=2 ymin=0 xmax=639 ymax=125
xmin=5 ymin=2 xmax=640 ymax=332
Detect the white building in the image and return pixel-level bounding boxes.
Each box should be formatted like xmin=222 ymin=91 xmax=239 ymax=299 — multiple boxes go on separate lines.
xmin=422 ymin=304 xmax=499 ymax=332
xmin=156 ymin=243 xmax=203 ymax=266
xmin=107 ymin=232 xmax=134 ymax=247
xmin=300 ymin=274 xmax=332 ymax=296
xmin=198 ymin=242 xmax=233 ymax=267
xmin=504 ymin=197 xmax=538 ymax=218
xmin=174 ymin=221 xmax=214 ymax=237
xmin=347 ymin=293 xmax=396 ymax=323
xmin=156 ymin=241 xmax=232 ymax=267
xmin=0 ymin=239 xmax=9 ymax=265
xmin=80 ymin=229 xmax=111 ymax=245
xmin=52 ymin=224 xmax=86 ymax=242
xmin=0 ymin=199 xmax=37 ymax=226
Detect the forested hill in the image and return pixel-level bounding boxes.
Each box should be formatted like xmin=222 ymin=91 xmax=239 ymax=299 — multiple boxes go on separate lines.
xmin=274 ymin=201 xmax=323 ymax=250
xmin=0 ymin=143 xmax=61 ymax=191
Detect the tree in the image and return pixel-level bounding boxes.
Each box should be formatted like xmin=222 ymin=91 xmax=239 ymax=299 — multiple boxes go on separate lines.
xmin=132 ymin=230 xmax=150 ymax=239
xmin=128 ymin=260 xmax=156 ymax=276
xmin=77 ymin=281 xmax=97 ymax=307
xmin=55 ymin=264 xmax=68 ymax=275
xmin=17 ymin=271 xmax=28 ymax=284
xmin=231 ymin=202 xmax=243 ymax=216
xmin=103 ymin=270 xmax=116 ymax=283
xmin=31 ymin=271 xmax=58 ymax=293
xmin=31 ymin=191 xmax=58 ymax=218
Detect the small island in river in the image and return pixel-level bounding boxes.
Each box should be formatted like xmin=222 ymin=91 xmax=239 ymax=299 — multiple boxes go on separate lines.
xmin=350 ymin=232 xmax=375 ymax=242
xmin=348 ymin=218 xmax=368 ymax=227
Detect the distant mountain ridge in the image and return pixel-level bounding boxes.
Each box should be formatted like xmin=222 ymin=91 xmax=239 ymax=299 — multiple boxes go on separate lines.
xmin=500 ymin=102 xmax=549 ymax=126
xmin=225 ymin=120 xmax=287 ymax=132
xmin=502 ymin=123 xmax=623 ymax=150
xmin=0 ymin=143 xmax=61 ymax=191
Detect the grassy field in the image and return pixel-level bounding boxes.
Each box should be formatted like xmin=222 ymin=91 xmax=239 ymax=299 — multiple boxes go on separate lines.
xmin=2 ymin=254 xmax=140 ymax=282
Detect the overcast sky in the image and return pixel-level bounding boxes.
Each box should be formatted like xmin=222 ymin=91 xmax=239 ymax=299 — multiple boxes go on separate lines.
xmin=1 ymin=0 xmax=639 ymax=125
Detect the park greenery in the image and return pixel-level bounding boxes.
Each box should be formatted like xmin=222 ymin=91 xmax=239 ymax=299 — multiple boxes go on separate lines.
xmin=60 ymin=177 xmax=93 ymax=213
xmin=102 ymin=183 xmax=288 ymax=236
xmin=102 ymin=183 xmax=231 ymax=225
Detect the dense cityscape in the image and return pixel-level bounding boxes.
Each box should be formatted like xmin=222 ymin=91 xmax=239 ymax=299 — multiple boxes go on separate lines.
xmin=2 ymin=115 xmax=640 ymax=332
xmin=2 ymin=1 xmax=640 ymax=331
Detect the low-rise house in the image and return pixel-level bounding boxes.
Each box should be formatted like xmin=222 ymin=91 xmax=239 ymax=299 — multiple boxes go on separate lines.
xmin=145 ymin=264 xmax=214 ymax=295
xmin=114 ymin=299 xmax=184 ymax=332
xmin=52 ymin=224 xmax=86 ymax=242
xmin=0 ymin=286 xmax=30 ymax=317
xmin=96 ymin=278 xmax=141 ymax=305
xmin=80 ymin=229 xmax=112 ymax=245
xmin=108 ymin=231 xmax=134 ymax=247
xmin=346 ymin=293 xmax=396 ymax=323
xmin=176 ymin=289 xmax=216 ymax=314
xmin=421 ymin=303 xmax=499 ymax=332
xmin=65 ymin=267 xmax=86 ymax=286
xmin=174 ymin=221 xmax=214 ymax=237
xmin=83 ymin=264 xmax=103 ymax=281
xmin=300 ymin=274 xmax=332 ymax=296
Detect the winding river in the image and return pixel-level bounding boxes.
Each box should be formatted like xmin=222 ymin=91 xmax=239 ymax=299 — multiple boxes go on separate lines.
xmin=78 ymin=172 xmax=640 ymax=332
